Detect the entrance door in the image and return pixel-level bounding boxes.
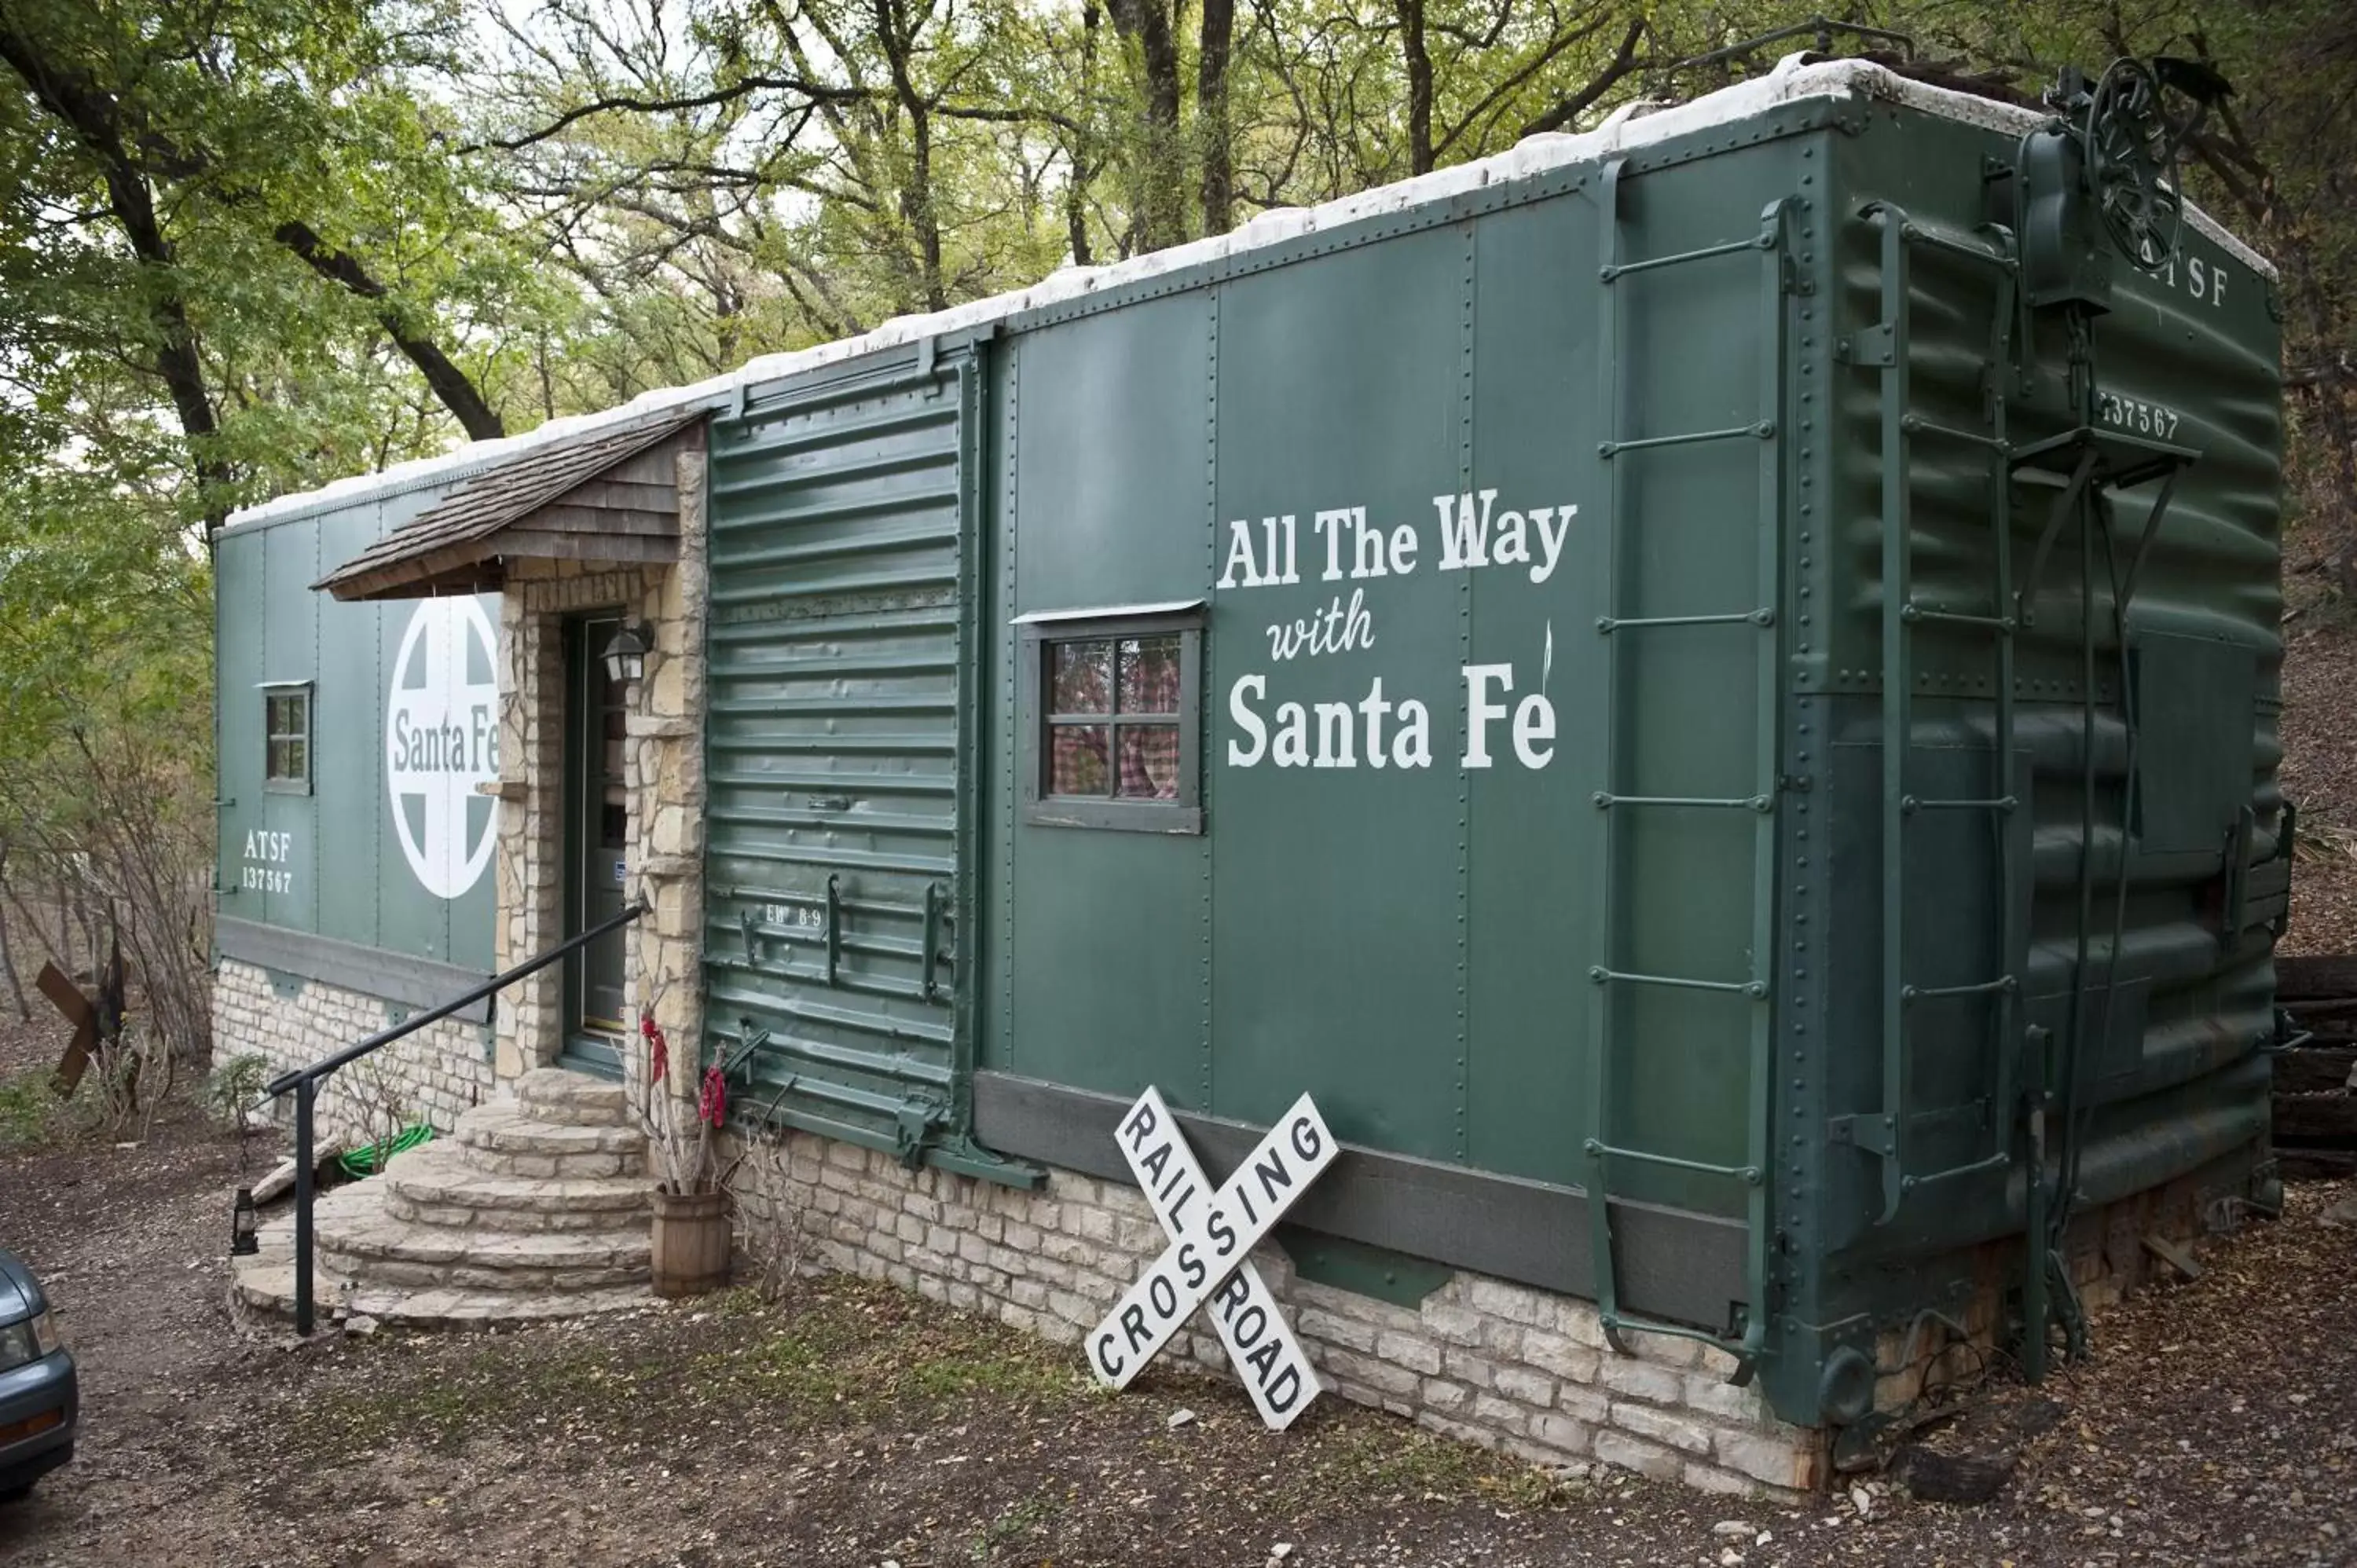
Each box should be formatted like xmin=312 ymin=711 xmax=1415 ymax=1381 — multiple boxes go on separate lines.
xmin=561 ymin=613 xmax=631 ymax=1078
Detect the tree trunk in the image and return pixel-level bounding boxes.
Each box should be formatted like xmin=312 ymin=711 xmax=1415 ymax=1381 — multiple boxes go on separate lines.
xmin=1065 ymin=1 xmax=1101 ymax=266
xmin=92 ymin=160 xmax=233 ymax=527
xmin=1198 ymin=0 xmax=1235 ymax=236
xmin=1394 ymin=0 xmax=1435 ymax=175
xmin=873 ymin=0 xmax=947 ymax=312
xmin=273 ymin=222 xmax=505 ymax=439
xmin=909 ymin=105 xmax=945 ymax=311
xmin=1107 ymin=0 xmax=1186 ymax=251
xmin=0 ymin=847 xmax=27 ymax=1021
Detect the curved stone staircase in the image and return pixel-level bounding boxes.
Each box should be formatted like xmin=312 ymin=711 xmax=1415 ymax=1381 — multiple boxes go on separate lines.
xmin=233 ymin=1068 xmax=657 ymax=1329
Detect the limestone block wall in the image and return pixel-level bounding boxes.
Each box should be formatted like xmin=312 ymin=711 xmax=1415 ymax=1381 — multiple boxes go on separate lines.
xmin=720 ymin=1120 xmax=2242 ymax=1497
xmin=489 ymin=445 xmax=708 ymax=1095
xmin=727 ymin=1129 xmax=1827 ymax=1497
xmin=211 ymin=958 xmax=493 ymax=1145
xmin=628 ymin=447 xmax=709 ymax=1083
xmin=490 ymin=558 xmax=661 ymax=1080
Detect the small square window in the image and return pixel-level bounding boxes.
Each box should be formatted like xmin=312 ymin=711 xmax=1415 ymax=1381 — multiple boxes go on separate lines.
xmin=264 ymin=684 xmax=312 ymax=794
xmin=1021 ymin=610 xmax=1201 ymax=833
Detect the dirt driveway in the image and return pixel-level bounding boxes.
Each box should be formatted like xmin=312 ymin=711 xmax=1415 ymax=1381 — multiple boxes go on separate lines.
xmin=1 ymin=1096 xmax=2352 ymax=1568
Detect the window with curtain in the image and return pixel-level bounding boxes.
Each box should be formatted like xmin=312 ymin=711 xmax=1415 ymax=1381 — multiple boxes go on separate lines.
xmin=1021 ymin=610 xmax=1202 ymax=833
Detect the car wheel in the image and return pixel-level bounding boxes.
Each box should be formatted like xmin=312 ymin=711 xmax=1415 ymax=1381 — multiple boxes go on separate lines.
xmin=0 ymin=1485 xmax=31 ymax=1505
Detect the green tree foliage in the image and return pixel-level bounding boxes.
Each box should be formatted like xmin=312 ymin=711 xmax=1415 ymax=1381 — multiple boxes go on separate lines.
xmin=1 ymin=0 xmax=2348 ymax=533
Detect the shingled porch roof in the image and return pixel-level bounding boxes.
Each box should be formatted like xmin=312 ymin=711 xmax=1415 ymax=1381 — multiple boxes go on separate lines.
xmin=313 ymin=408 xmax=707 ymax=602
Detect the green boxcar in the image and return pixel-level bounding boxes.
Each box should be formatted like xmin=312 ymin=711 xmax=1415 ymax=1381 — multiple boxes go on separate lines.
xmin=216 ymin=469 xmax=505 ymax=1002
xmin=706 ymin=63 xmax=2285 ymax=1428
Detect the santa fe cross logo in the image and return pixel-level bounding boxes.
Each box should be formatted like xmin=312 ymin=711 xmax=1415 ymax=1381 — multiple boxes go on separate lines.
xmin=1087 ymin=1087 xmax=1337 ymax=1431
xmin=386 ymin=597 xmax=500 ymax=899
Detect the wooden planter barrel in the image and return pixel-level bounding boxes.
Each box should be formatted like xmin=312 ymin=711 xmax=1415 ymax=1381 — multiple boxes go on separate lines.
xmin=650 ymin=1189 xmax=731 ymax=1297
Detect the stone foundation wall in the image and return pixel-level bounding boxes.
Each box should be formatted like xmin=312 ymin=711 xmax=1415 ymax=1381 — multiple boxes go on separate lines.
xmin=729 ymin=1128 xmax=1827 ymax=1497
xmin=211 ymin=957 xmax=493 ymax=1145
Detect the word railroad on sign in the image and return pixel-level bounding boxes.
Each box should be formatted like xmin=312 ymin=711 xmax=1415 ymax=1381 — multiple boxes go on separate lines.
xmin=1088 ymin=1086 xmax=1338 ymax=1431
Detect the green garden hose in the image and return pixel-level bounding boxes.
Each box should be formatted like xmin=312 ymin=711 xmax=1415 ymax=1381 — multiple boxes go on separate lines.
xmin=339 ymin=1123 xmax=434 ymax=1178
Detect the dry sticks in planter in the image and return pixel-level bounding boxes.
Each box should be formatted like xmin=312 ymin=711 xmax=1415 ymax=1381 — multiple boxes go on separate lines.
xmin=628 ymin=1008 xmax=728 ymax=1195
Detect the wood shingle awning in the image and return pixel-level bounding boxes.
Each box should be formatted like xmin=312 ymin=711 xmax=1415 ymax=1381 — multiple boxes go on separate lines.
xmin=314 ymin=409 xmax=707 ymax=601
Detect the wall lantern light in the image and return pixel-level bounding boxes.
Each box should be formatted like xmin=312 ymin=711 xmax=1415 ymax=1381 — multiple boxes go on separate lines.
xmin=602 ymin=622 xmax=654 ymax=687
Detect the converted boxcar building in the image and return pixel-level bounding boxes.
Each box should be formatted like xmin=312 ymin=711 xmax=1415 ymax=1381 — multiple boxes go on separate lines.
xmin=220 ymin=56 xmax=2291 ymax=1493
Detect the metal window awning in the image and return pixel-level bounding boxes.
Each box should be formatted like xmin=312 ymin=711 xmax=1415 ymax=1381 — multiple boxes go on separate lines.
xmin=313 ymin=409 xmax=707 ymax=602
xmin=1010 ymin=599 xmax=1206 ymax=625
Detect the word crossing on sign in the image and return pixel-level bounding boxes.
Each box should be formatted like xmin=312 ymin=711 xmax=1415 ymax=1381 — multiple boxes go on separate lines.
xmin=1114 ymin=1088 xmax=1322 ymax=1431
xmin=1088 ymin=1090 xmax=1339 ymax=1420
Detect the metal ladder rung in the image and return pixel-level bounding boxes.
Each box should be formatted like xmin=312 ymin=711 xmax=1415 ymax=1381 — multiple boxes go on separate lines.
xmin=1901 ymin=602 xmax=2014 ymax=632
xmin=1902 ymin=975 xmax=2019 ymax=1003
xmin=1907 ymin=1149 xmax=2011 ymax=1188
xmin=1600 ymin=422 xmax=1773 ymax=458
xmin=1901 ymin=793 xmax=2018 ymax=813
xmin=1867 ymin=207 xmax=2015 ymax=272
xmin=1597 ymin=609 xmax=1773 ymax=632
xmin=1589 ymin=965 xmax=1767 ymax=998
xmin=1900 ymin=414 xmax=2009 ymax=452
xmin=1600 ymin=232 xmax=1774 ymax=281
xmin=1584 ymin=1140 xmax=1762 ymax=1185
xmin=1593 ymin=792 xmax=1771 ymax=811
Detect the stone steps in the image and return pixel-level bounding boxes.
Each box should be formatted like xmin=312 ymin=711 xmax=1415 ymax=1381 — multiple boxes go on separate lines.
xmin=229 ymin=1066 xmax=666 ymax=1331
xmin=453 ymin=1104 xmax=645 ymax=1178
xmin=314 ymin=1181 xmax=651 ymax=1291
xmin=380 ymin=1144 xmax=652 ymax=1232
xmin=232 ymin=1233 xmax=653 ymax=1332
xmin=514 ymin=1067 xmax=632 ymax=1128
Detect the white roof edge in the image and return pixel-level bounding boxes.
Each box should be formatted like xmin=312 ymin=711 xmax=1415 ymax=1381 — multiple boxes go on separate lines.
xmin=225 ymin=54 xmax=2275 ymax=535
xmin=1011 ymin=599 xmax=1207 ymax=625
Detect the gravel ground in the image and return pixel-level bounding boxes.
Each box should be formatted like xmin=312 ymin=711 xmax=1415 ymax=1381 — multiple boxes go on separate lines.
xmin=0 ymin=1090 xmax=2352 ymax=1568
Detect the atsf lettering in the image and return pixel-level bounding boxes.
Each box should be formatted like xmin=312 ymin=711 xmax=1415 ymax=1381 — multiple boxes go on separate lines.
xmin=240 ymin=829 xmax=294 ymax=895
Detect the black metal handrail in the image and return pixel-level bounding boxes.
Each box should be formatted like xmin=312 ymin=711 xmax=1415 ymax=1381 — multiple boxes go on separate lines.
xmin=258 ymin=900 xmax=647 ymax=1334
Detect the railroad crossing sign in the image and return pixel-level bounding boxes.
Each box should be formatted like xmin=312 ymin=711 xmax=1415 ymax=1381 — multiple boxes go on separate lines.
xmin=1088 ymin=1087 xmax=1337 ymax=1431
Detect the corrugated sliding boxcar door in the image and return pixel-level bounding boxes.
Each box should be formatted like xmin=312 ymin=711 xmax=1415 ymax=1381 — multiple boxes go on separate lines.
xmin=703 ymin=346 xmax=977 ymax=1161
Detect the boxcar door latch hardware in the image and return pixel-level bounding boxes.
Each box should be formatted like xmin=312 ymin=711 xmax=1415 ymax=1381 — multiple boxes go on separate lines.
xmin=893 ymin=1097 xmax=946 ymax=1167
xmin=824 ymin=873 xmax=843 ymax=987
xmin=921 ymin=881 xmax=944 ymax=1001
xmin=721 ymin=1024 xmax=770 ymax=1086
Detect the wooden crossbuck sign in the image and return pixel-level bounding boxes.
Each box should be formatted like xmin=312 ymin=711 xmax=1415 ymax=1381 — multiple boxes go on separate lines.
xmin=1088 ymin=1087 xmax=1337 ymax=1431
